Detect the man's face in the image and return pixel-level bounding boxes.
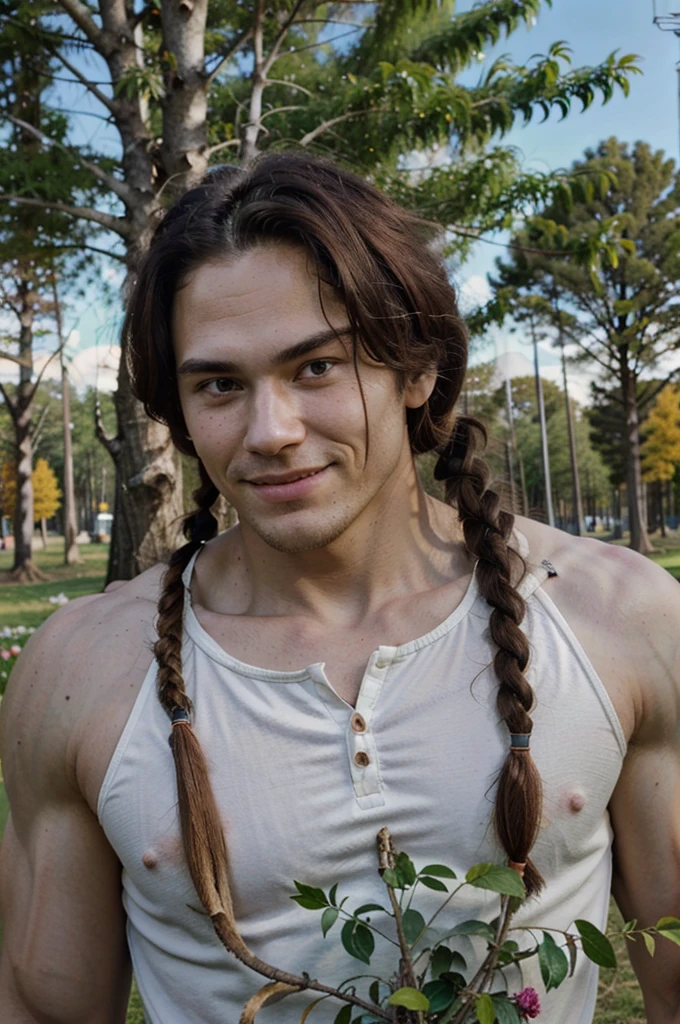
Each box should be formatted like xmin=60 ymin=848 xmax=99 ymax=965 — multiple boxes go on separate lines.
xmin=173 ymin=244 xmax=433 ymax=554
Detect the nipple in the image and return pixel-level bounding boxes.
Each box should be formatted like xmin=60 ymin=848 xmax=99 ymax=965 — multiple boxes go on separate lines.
xmin=567 ymin=790 xmax=585 ymax=814
xmin=142 ymin=849 xmax=158 ymax=869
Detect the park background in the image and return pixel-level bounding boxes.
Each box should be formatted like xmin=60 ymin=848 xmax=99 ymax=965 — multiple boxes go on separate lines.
xmin=1 ymin=1 xmax=680 ymax=1020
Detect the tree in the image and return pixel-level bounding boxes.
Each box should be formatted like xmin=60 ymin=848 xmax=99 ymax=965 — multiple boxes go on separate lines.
xmin=1 ymin=456 xmax=62 ymax=548
xmin=488 ymin=139 xmax=680 ymax=553
xmin=642 ymin=385 xmax=680 ymax=535
xmin=0 ymin=2 xmax=102 ymax=579
xmin=32 ymin=457 xmax=62 ymax=547
xmin=0 ymin=1 xmax=640 ymax=580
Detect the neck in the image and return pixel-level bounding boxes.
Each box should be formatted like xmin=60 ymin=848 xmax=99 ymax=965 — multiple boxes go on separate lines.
xmin=221 ymin=458 xmax=467 ymax=623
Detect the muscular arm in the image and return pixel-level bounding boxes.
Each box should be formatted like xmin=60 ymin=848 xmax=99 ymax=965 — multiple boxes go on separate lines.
xmin=607 ymin=552 xmax=680 ymax=1022
xmin=0 ymin=602 xmax=132 ymax=1023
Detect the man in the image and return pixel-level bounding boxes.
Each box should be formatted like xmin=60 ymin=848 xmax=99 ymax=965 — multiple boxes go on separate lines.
xmin=1 ymin=154 xmax=679 ymax=1023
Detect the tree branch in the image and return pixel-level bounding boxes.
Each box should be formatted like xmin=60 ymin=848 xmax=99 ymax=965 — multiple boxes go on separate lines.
xmin=0 ymin=380 xmax=17 ymax=422
xmin=0 ymin=195 xmax=130 ymax=239
xmin=55 ymin=0 xmax=107 ymax=52
xmin=50 ymin=46 xmax=120 ymax=116
xmin=261 ymin=104 xmax=304 ymax=121
xmin=205 ymin=26 xmax=254 ymax=88
xmin=261 ymin=0 xmax=308 ymax=78
xmin=0 ymin=349 xmax=31 ymax=369
xmin=205 ymin=139 xmax=241 ymax=158
xmin=6 ymin=115 xmax=134 ymax=207
xmin=299 ymin=108 xmax=378 ymax=147
xmin=31 ymin=400 xmax=52 ymax=449
xmin=95 ymin=393 xmax=122 ymax=459
xmin=49 ymin=242 xmax=127 ymax=263
xmin=264 ymin=78 xmax=314 ymax=98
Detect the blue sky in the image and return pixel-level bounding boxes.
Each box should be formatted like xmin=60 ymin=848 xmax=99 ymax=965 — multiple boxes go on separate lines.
xmin=458 ymin=0 xmax=679 ymax=283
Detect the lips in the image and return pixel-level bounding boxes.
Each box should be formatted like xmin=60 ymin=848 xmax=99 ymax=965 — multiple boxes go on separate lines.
xmin=247 ymin=468 xmax=327 ymax=486
xmin=244 ymin=465 xmax=331 ymax=503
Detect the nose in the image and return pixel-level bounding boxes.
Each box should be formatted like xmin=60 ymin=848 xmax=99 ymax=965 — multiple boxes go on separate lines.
xmin=243 ymin=381 xmax=306 ymax=456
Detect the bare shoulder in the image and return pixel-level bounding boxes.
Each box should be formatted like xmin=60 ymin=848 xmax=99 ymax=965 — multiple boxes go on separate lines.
xmin=515 ymin=515 xmax=680 ymax=738
xmin=0 ymin=562 xmax=168 ymax=816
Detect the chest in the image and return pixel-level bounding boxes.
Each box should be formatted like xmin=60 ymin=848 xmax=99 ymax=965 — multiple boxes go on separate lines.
xmin=191 ymin=575 xmax=474 ymax=706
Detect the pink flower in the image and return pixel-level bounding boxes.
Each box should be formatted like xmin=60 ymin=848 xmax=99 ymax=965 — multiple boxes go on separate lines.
xmin=9 ymin=644 xmax=21 ymax=657
xmin=513 ymin=987 xmax=541 ymax=1019
xmin=0 ymin=649 xmax=10 ymax=661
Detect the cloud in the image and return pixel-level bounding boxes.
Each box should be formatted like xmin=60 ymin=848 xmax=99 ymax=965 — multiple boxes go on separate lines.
xmin=459 ymin=274 xmax=492 ymax=311
xmin=0 ymin=342 xmax=121 ymax=393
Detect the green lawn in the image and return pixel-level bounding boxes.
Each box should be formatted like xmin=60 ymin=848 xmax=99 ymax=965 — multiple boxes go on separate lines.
xmin=0 ymin=531 xmax=672 ymax=1021
xmin=0 ymin=538 xmax=109 ymax=628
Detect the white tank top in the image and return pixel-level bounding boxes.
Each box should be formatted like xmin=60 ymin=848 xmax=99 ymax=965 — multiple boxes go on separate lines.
xmin=98 ymin=533 xmax=626 ymax=1023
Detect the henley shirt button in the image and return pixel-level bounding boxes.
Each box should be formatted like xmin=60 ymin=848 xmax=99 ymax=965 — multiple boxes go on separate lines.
xmin=351 ymin=713 xmax=367 ymax=733
xmin=354 ymin=751 xmax=370 ymax=768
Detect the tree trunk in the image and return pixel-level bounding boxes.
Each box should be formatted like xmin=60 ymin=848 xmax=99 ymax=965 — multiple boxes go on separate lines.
xmin=55 ymin=287 xmax=80 ymax=565
xmin=531 ymin=320 xmax=555 ymax=528
xmin=40 ymin=517 xmax=48 ymax=548
xmin=560 ymin=334 xmax=585 ymax=535
xmin=10 ymin=287 xmax=46 ymax=583
xmin=105 ymin=355 xmax=184 ymax=583
xmin=623 ymin=370 xmax=654 ymax=554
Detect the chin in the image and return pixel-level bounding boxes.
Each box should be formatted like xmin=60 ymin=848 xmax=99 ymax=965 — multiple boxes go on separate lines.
xmin=246 ymin=508 xmax=358 ymax=553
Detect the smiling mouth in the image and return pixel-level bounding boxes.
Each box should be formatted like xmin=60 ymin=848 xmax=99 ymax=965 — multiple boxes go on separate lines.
xmin=248 ymin=467 xmax=328 ymax=486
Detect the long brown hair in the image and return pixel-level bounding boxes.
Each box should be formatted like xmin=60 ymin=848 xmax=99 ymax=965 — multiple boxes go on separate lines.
xmin=126 ymin=152 xmax=544 ymax=972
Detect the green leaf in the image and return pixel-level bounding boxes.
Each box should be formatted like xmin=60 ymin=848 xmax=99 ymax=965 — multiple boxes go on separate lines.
xmin=321 ymin=907 xmax=339 ymax=937
xmin=341 ymin=920 xmax=374 ymax=964
xmin=420 ymin=876 xmax=449 ymax=892
xmin=382 ymin=868 xmax=404 ymax=890
xmin=492 ymin=995 xmax=522 ymax=1024
xmin=538 ymin=931 xmax=569 ymax=991
xmin=388 ymin=988 xmax=430 ymax=1011
xmin=292 ymin=894 xmax=328 ymax=910
xmin=353 ymin=903 xmax=387 ymax=916
xmin=329 ymin=883 xmax=339 ymax=907
xmin=402 ymin=909 xmax=426 ymax=946
xmin=643 ymin=931 xmax=656 ymax=957
xmin=334 ymin=1006 xmax=352 ymax=1024
xmin=574 ymin=920 xmax=617 ymax=969
xmin=421 ymin=864 xmax=457 ymax=879
xmin=450 ymin=919 xmax=495 ymax=942
xmin=475 ymin=992 xmax=495 ymax=1024
xmin=466 ymin=864 xmax=526 ymax=899
xmin=353 ymin=923 xmax=375 ymax=964
xmin=396 ymin=852 xmax=417 ymax=886
xmin=430 ymin=946 xmax=453 ymax=979
xmin=294 ymin=881 xmax=327 ymax=905
xmin=422 ymin=979 xmax=455 ymax=1014
xmin=368 ymin=980 xmax=381 ymax=1004
xmin=656 ymin=916 xmax=680 ymax=947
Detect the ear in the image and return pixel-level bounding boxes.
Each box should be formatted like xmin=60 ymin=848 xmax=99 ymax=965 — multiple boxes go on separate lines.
xmin=403 ymin=368 xmax=438 ymax=410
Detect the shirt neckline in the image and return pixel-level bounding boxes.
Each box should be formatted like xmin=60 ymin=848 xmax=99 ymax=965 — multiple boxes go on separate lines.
xmin=180 ymin=548 xmax=481 ymax=681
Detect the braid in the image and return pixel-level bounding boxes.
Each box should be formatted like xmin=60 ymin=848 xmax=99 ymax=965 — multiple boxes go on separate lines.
xmin=153 ymin=464 xmax=250 ymax=958
xmin=437 ymin=416 xmax=545 ymax=896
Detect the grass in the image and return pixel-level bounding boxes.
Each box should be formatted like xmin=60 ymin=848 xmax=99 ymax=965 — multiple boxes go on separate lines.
xmin=0 ymin=531 xmax=673 ymax=1022
xmin=0 ymin=538 xmax=109 ymax=628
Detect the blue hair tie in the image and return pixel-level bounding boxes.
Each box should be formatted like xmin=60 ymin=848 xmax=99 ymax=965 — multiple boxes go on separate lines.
xmin=509 ymin=733 xmax=530 ymax=750
xmin=171 ymin=707 xmax=191 ymax=727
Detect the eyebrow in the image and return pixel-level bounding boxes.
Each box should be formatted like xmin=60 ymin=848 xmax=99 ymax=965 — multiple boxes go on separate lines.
xmin=176 ymin=327 xmax=351 ymax=377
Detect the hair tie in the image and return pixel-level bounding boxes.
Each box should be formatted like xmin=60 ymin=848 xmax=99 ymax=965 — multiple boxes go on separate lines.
xmin=509 ymin=733 xmax=530 ymax=750
xmin=171 ymin=707 xmax=191 ymax=727
xmin=508 ymin=859 xmax=526 ymax=877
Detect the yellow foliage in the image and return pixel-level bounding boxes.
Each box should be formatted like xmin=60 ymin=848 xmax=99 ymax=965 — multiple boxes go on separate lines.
xmin=642 ymin=385 xmax=680 ymax=483
xmin=0 ymin=458 xmax=61 ymax=521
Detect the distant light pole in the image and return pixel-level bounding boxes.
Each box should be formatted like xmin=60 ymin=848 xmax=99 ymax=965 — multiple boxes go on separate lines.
xmin=652 ymin=0 xmax=680 ymax=156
